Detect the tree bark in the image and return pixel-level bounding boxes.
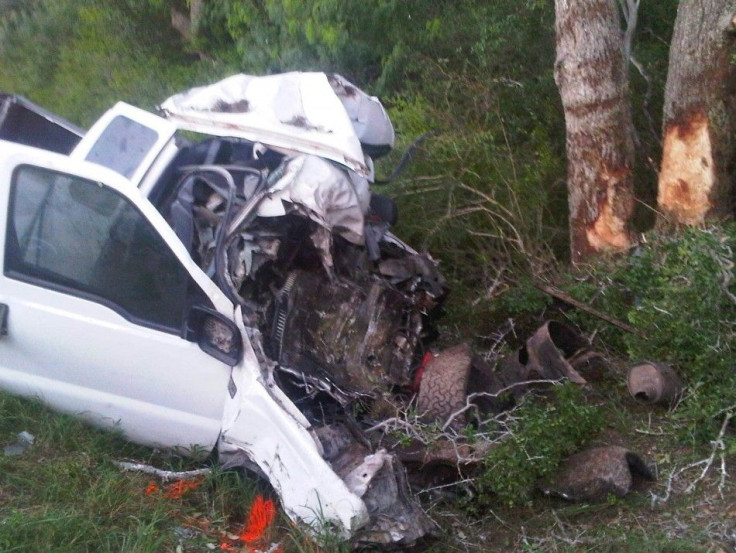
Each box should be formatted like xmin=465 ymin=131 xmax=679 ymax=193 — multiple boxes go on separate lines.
xmin=190 ymin=0 xmax=203 ymax=26
xmin=171 ymin=7 xmax=192 ymax=42
xmin=554 ymin=0 xmax=636 ymax=263
xmin=658 ymin=0 xmax=736 ymax=225
xmin=171 ymin=0 xmax=204 ymax=43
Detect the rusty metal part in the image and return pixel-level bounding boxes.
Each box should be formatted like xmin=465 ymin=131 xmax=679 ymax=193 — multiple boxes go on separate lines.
xmin=395 ymin=438 xmax=495 ymax=467
xmin=541 ymin=445 xmax=655 ymax=502
xmin=394 ymin=437 xmax=496 ymax=496
xmin=524 ymin=321 xmax=589 ymax=384
xmin=465 ymin=354 xmax=526 ymax=414
xmin=463 ymin=322 xmax=593 ymax=418
xmin=627 ymin=362 xmax=684 ymax=406
xmin=490 ymin=321 xmax=590 ymax=392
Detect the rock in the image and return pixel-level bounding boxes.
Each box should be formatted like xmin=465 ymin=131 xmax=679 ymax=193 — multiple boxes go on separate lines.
xmin=541 ymin=445 xmax=655 ymax=502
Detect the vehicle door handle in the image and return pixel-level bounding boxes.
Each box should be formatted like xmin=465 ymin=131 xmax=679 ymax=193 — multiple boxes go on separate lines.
xmin=0 ymin=303 xmax=7 ymax=337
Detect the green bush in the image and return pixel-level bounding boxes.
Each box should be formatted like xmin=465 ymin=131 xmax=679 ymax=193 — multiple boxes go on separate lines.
xmin=0 ymin=0 xmax=234 ymax=126
xmin=473 ymin=383 xmax=604 ymax=508
xmin=560 ymin=226 xmax=736 ymax=441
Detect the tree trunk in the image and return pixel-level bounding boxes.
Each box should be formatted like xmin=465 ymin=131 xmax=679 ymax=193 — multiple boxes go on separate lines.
xmin=171 ymin=7 xmax=192 ymax=42
xmin=171 ymin=0 xmax=204 ymax=43
xmin=190 ymin=0 xmax=203 ymax=30
xmin=554 ymin=0 xmax=636 ymax=263
xmin=658 ymin=0 xmax=736 ymax=225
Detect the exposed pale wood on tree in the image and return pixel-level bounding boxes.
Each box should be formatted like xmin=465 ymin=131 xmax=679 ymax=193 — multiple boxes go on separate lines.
xmin=554 ymin=0 xmax=636 ymax=263
xmin=658 ymin=0 xmax=736 ymax=225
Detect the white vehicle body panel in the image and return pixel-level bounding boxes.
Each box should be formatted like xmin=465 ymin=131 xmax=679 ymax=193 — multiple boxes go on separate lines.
xmin=160 ymin=72 xmax=372 ymax=176
xmin=0 ymin=287 xmax=228 ymax=449
xmin=0 ymin=74 xmax=433 ymax=544
xmin=221 ymin=312 xmax=369 ymax=535
xmin=0 ymin=140 xmax=370 ymax=536
xmin=71 ymin=102 xmax=178 ymax=187
xmin=0 ymin=145 xmax=230 ymax=450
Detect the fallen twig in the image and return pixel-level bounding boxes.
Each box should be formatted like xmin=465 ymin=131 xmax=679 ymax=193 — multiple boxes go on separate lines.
xmin=534 ymin=282 xmax=647 ymax=339
xmin=684 ymin=411 xmax=732 ymax=495
xmin=113 ymin=461 xmax=211 ymax=481
xmin=442 ymin=379 xmax=561 ymax=431
xmin=364 ymin=416 xmax=429 ymax=444
xmin=634 ymin=428 xmax=669 ymax=436
xmin=416 ymin=478 xmax=476 ymax=496
xmin=650 ymin=411 xmax=732 ymax=506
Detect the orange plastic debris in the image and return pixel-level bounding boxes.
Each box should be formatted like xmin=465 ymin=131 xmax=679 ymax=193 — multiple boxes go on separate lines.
xmin=144 ymin=481 xmax=160 ymax=496
xmin=239 ymin=495 xmax=276 ymax=544
xmin=162 ymin=478 xmax=202 ymax=499
xmin=145 ymin=478 xmax=202 ymax=499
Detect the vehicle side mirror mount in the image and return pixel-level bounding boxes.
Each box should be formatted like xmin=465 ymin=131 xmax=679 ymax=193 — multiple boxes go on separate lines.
xmin=184 ymin=306 xmax=242 ymax=366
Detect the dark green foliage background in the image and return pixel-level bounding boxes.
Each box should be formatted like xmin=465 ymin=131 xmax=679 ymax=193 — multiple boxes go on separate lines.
xmin=0 ymin=0 xmax=678 ymax=291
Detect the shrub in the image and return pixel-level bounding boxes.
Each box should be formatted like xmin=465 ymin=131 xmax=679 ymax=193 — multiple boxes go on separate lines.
xmin=0 ymin=0 xmax=234 ymax=126
xmin=560 ymin=225 xmax=736 ymax=441
xmin=473 ymin=383 xmax=604 ymax=508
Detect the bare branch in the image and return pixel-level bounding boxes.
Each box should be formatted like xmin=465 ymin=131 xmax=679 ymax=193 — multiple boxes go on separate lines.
xmin=364 ymin=416 xmax=430 ymax=444
xmin=533 ymin=281 xmax=647 ymax=338
xmin=618 ymin=0 xmax=640 ymax=63
xmin=114 ymin=461 xmax=211 ymax=481
xmin=684 ymin=412 xmax=732 ymax=495
xmin=441 ymin=379 xmax=561 ymax=431
xmin=651 ymin=411 xmax=733 ymax=506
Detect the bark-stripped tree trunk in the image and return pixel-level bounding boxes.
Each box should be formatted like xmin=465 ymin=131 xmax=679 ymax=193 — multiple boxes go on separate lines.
xmin=658 ymin=0 xmax=736 ymax=225
xmin=554 ymin=0 xmax=636 ymax=263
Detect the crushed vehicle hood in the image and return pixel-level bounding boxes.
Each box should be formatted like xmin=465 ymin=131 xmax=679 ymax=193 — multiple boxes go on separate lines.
xmin=159 ymin=72 xmax=394 ymax=177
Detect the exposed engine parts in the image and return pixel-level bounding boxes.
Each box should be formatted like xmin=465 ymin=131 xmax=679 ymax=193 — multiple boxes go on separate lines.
xmin=159 ymin=137 xmax=446 ymax=412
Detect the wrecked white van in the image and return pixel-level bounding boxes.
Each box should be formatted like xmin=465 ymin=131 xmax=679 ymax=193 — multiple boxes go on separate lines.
xmin=0 ymin=74 xmax=444 ymax=546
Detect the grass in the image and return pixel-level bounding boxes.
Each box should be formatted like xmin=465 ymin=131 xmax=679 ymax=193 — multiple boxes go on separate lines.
xmin=0 ymin=392 xmax=342 ymax=552
xmin=3 ymin=365 xmax=736 ymax=552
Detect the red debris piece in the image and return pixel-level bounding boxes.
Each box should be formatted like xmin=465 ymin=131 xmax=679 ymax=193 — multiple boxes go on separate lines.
xmin=162 ymin=478 xmax=202 ymax=499
xmin=412 ymin=351 xmax=435 ymax=394
xmin=239 ymin=495 xmax=276 ymax=544
xmin=144 ymin=478 xmax=202 ymax=499
xmin=144 ymin=481 xmax=160 ymax=496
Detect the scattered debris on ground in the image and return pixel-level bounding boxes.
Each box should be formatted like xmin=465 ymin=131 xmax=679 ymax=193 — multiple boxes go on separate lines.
xmin=2 ymin=430 xmax=34 ymax=456
xmin=540 ymin=445 xmax=656 ymax=502
xmin=627 ymin=362 xmax=685 ymax=406
xmin=1 ymin=75 xmax=713 ymax=548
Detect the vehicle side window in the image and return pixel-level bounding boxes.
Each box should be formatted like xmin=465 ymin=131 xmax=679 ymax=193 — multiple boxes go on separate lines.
xmin=5 ymin=165 xmax=198 ymax=332
xmin=85 ymin=115 xmax=158 ymax=178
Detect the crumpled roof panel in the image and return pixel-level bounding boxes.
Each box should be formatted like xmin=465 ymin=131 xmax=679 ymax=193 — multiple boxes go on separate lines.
xmin=160 ymin=72 xmax=393 ymax=177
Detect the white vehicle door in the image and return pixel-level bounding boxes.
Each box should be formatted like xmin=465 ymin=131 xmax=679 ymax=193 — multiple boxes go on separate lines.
xmin=0 ymin=144 xmax=234 ymax=453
